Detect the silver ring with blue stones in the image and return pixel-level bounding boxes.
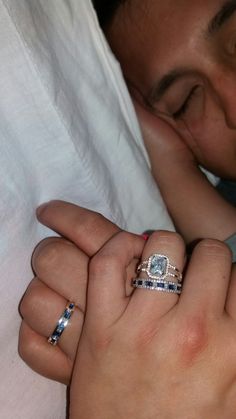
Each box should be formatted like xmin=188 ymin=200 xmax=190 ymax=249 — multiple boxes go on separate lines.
xmin=137 ymin=254 xmax=182 ymax=283
xmin=48 ymin=302 xmax=75 ymax=346
xmin=132 ymin=278 xmax=182 ymax=294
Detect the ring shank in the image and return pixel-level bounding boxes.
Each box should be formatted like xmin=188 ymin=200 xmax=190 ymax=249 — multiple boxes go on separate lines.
xmin=48 ymin=302 xmax=75 ymax=346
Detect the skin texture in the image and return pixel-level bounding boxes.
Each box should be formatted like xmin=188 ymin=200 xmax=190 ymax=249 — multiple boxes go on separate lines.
xmin=134 ymin=100 xmax=236 ymax=242
xmin=18 ymin=201 xmax=236 ymax=418
xmin=19 ymin=201 xmax=122 ymax=384
xmin=106 ymin=0 xmax=236 ymax=179
xmin=18 ymin=1 xmax=236 ymax=415
xmin=103 ymin=0 xmax=236 ymax=244
xmin=70 ymin=232 xmax=236 ymax=419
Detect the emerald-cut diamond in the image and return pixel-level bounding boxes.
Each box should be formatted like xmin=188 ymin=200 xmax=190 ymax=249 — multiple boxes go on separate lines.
xmin=149 ymin=255 xmax=168 ymax=278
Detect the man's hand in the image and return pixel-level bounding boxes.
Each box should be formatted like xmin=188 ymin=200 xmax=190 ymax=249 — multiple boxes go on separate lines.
xmin=19 ymin=201 xmax=122 ymax=384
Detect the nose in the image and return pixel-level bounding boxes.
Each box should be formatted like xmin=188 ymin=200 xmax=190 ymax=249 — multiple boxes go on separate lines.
xmin=212 ymin=68 xmax=236 ymax=129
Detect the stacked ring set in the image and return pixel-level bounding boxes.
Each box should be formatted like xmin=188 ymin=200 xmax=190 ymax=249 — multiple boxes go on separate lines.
xmin=48 ymin=253 xmax=183 ymax=347
xmin=132 ymin=254 xmax=182 ymax=294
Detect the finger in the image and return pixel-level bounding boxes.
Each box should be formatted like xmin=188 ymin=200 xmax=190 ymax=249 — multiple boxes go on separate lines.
xmin=20 ymin=279 xmax=84 ymax=361
xmin=36 ymin=200 xmax=120 ymax=256
xmin=32 ymin=237 xmax=88 ymax=311
xmin=180 ymin=239 xmax=232 ymax=316
xmin=86 ymin=232 xmax=144 ymax=329
xmin=19 ymin=321 xmax=72 ymax=385
xmin=130 ymin=231 xmax=186 ymax=319
xmin=32 ymin=236 xmax=137 ymax=307
xmin=225 ymin=264 xmax=236 ymax=319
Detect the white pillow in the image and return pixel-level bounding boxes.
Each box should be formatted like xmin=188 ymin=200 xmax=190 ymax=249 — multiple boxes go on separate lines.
xmin=0 ymin=0 xmax=173 ymax=417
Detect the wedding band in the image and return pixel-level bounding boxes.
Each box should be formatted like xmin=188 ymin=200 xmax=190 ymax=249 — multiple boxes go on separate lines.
xmin=132 ymin=278 xmax=182 ymax=294
xmin=137 ymin=254 xmax=182 ymax=283
xmin=48 ymin=302 xmax=75 ymax=346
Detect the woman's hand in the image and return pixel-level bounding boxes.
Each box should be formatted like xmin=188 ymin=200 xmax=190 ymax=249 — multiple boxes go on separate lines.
xmin=70 ymin=229 xmax=236 ymax=419
xmin=18 ymin=201 xmax=123 ymax=384
xmin=19 ymin=201 xmax=236 ymax=418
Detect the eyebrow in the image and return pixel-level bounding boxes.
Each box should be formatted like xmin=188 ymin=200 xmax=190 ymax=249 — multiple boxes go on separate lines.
xmin=208 ymin=0 xmax=236 ymax=36
xmin=147 ymin=1 xmax=236 ymax=106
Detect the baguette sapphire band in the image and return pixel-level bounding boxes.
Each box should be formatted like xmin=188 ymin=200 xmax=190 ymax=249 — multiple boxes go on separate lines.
xmin=132 ymin=278 xmax=182 ymax=294
xmin=48 ymin=302 xmax=75 ymax=346
xmin=137 ymin=254 xmax=182 ymax=283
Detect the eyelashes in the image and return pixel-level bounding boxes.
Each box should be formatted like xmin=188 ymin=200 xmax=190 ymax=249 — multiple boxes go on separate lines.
xmin=172 ymin=85 xmax=199 ymax=120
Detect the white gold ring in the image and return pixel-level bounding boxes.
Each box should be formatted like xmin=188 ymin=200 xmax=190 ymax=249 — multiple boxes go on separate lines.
xmin=137 ymin=254 xmax=182 ymax=283
xmin=48 ymin=302 xmax=75 ymax=346
xmin=132 ymin=278 xmax=182 ymax=294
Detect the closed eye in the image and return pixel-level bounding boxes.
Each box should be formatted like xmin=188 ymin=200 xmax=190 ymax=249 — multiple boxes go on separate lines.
xmin=172 ymin=85 xmax=199 ymax=120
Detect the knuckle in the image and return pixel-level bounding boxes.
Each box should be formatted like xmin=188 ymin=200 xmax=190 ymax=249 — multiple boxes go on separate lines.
xmin=116 ymin=230 xmax=134 ymax=242
xmin=19 ymin=281 xmax=40 ymax=319
xmin=90 ymin=253 xmax=119 ymax=277
xmin=196 ymin=238 xmax=232 ymax=259
xmin=74 ymin=211 xmax=105 ymax=238
xmin=89 ymin=231 xmax=135 ymax=278
xmin=18 ymin=335 xmax=40 ymax=366
xmin=151 ymin=230 xmax=185 ymax=248
xmin=32 ymin=238 xmax=66 ymax=274
xmin=176 ymin=315 xmax=209 ymax=366
xmin=19 ymin=293 xmax=32 ymax=319
xmin=18 ymin=324 xmax=36 ymax=363
xmin=18 ymin=334 xmax=32 ymax=362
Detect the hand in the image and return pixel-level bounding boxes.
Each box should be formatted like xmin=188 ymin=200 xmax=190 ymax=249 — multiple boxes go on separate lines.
xmin=70 ymin=229 xmax=236 ymax=419
xmin=19 ymin=201 xmax=123 ymax=384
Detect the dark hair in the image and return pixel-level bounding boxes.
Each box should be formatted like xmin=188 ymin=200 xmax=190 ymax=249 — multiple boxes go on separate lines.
xmin=92 ymin=0 xmax=125 ymax=28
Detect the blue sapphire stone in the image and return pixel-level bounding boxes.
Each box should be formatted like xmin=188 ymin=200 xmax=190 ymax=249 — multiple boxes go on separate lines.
xmin=144 ymin=280 xmax=153 ymax=287
xmin=56 ymin=323 xmax=65 ymax=333
xmin=56 ymin=326 xmax=63 ymax=335
xmin=64 ymin=310 xmax=71 ymax=320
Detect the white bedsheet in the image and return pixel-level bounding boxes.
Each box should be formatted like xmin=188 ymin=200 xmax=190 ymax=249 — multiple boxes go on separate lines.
xmin=0 ymin=0 xmax=173 ymax=417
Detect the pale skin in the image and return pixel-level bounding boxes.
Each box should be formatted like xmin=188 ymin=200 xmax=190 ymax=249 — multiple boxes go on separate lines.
xmin=19 ymin=201 xmax=236 ymax=418
xmin=18 ymin=0 xmax=236 ymax=416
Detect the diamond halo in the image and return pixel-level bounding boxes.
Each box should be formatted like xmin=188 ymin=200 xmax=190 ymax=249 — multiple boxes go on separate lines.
xmin=137 ymin=254 xmax=182 ymax=282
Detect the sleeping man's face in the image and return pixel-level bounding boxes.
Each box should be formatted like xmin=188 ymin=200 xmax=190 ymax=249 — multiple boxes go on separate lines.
xmin=107 ymin=0 xmax=236 ymax=179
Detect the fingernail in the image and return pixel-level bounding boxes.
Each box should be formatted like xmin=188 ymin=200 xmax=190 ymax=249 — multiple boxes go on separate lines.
xmin=141 ymin=234 xmax=149 ymax=241
xmin=36 ymin=202 xmax=49 ymax=217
